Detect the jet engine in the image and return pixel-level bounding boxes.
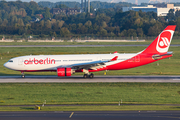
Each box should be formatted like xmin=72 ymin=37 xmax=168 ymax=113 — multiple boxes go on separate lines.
xmin=57 ymin=68 xmax=72 ymax=76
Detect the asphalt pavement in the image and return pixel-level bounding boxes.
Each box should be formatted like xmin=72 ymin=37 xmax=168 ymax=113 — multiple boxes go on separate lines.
xmin=0 ymin=111 xmax=179 ymax=120
xmin=0 ymin=75 xmax=180 ymax=83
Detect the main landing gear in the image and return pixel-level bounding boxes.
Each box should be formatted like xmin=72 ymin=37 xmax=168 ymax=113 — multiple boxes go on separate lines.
xmin=83 ymin=73 xmax=94 ymax=78
xmin=82 ymin=69 xmax=94 ymax=78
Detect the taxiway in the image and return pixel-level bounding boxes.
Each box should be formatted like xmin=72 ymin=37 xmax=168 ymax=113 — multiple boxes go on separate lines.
xmin=0 ymin=75 xmax=180 ymax=83
xmin=0 ymin=111 xmax=180 ymax=120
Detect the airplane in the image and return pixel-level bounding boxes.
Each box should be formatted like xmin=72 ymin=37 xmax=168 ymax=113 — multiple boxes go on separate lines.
xmin=4 ymin=25 xmax=176 ymax=78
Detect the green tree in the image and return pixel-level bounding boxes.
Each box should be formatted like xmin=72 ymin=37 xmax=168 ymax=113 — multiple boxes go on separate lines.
xmin=80 ymin=25 xmax=88 ymax=34
xmin=76 ymin=23 xmax=83 ymax=34
xmin=136 ymin=28 xmax=144 ymax=37
xmin=60 ymin=27 xmax=70 ymax=37
xmin=43 ymin=7 xmax=51 ymax=19
xmin=98 ymin=28 xmax=107 ymax=37
xmin=148 ymin=22 xmax=163 ymax=36
xmin=114 ymin=26 xmax=120 ymax=35
xmin=166 ymin=9 xmax=175 ymax=20
xmin=19 ymin=8 xmax=27 ymax=17
xmin=109 ymin=32 xmax=115 ymax=37
xmin=134 ymin=18 xmax=143 ymax=27
xmin=0 ymin=18 xmax=2 ymax=25
xmin=17 ymin=18 xmax=24 ymax=26
xmin=53 ymin=31 xmax=57 ymax=37
xmin=95 ymin=13 xmax=111 ymax=26
xmin=10 ymin=16 xmax=17 ymax=26
xmin=176 ymin=17 xmax=180 ymax=32
xmin=40 ymin=20 xmax=45 ymax=27
xmin=101 ymin=21 xmax=107 ymax=28
xmin=2 ymin=19 xmax=8 ymax=26
xmin=57 ymin=20 xmax=64 ymax=28
xmin=70 ymin=23 xmax=77 ymax=33
xmin=84 ymin=20 xmax=92 ymax=27
xmin=55 ymin=4 xmax=69 ymax=8
xmin=127 ymin=29 xmax=137 ymax=37
xmin=120 ymin=29 xmax=127 ymax=37
xmin=175 ymin=10 xmax=180 ymax=18
xmin=45 ymin=20 xmax=51 ymax=28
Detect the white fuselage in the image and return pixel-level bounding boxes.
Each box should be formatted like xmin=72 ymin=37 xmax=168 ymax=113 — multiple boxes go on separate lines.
xmin=4 ymin=53 xmax=137 ymax=71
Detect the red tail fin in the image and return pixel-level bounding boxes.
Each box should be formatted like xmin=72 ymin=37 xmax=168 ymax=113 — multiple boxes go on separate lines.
xmin=142 ymin=25 xmax=176 ymax=54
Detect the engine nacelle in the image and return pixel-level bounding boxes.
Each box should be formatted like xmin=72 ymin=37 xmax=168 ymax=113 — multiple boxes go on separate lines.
xmin=57 ymin=68 xmax=72 ymax=76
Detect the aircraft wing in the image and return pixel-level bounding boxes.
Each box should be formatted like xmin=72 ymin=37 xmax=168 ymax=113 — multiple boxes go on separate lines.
xmin=59 ymin=56 xmax=118 ymax=70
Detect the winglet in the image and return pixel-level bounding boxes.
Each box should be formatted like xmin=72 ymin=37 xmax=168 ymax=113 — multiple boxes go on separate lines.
xmin=113 ymin=51 xmax=118 ymax=54
xmin=110 ymin=56 xmax=118 ymax=61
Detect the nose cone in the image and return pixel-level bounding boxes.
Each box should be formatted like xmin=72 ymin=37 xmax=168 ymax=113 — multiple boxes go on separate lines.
xmin=4 ymin=62 xmax=13 ymax=70
xmin=4 ymin=62 xmax=9 ymax=69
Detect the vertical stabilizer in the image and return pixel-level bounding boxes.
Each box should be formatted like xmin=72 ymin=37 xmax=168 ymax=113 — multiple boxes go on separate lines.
xmin=142 ymin=25 xmax=176 ymax=54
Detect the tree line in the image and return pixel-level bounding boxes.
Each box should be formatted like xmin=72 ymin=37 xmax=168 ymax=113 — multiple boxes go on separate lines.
xmin=0 ymin=1 xmax=180 ymax=39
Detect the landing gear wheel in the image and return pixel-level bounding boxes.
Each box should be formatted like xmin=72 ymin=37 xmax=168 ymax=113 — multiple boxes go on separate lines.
xmin=83 ymin=74 xmax=88 ymax=78
xmin=89 ymin=73 xmax=94 ymax=78
xmin=21 ymin=72 xmax=25 ymax=78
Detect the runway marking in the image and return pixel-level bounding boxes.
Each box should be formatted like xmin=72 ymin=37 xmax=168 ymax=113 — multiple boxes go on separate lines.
xmin=173 ymin=79 xmax=180 ymax=80
xmin=69 ymin=112 xmax=74 ymax=118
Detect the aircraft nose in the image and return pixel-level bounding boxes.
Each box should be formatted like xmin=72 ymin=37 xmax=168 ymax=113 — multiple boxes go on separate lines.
xmin=4 ymin=62 xmax=10 ymax=69
xmin=4 ymin=62 xmax=8 ymax=68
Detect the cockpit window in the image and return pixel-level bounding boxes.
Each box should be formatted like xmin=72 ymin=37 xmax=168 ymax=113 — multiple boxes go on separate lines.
xmin=8 ymin=60 xmax=13 ymax=62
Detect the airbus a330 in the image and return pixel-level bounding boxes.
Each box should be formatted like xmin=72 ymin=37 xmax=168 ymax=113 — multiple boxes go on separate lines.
xmin=4 ymin=25 xmax=176 ymax=78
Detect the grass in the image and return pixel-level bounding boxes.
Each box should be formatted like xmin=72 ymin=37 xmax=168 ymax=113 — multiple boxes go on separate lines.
xmin=0 ymin=83 xmax=180 ymax=105
xmin=0 ymin=105 xmax=180 ymax=111
xmin=0 ymin=46 xmax=180 ymax=75
xmin=0 ymin=41 xmax=152 ymax=46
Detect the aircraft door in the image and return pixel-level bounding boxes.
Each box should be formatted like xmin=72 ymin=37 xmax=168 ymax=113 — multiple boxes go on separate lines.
xmin=18 ymin=59 xmax=23 ymax=65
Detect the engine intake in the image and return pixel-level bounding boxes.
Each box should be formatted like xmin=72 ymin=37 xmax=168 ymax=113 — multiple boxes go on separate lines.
xmin=57 ymin=68 xmax=72 ymax=76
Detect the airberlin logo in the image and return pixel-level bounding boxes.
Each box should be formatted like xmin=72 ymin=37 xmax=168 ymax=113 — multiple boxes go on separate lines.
xmin=24 ymin=58 xmax=55 ymax=65
xmin=156 ymin=30 xmax=174 ymax=53
xmin=158 ymin=37 xmax=170 ymax=48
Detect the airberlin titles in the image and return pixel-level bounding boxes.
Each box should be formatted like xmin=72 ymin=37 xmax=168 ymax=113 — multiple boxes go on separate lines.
xmin=24 ymin=58 xmax=55 ymax=65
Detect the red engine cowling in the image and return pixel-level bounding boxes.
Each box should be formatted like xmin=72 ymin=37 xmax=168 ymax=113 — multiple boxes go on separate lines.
xmin=57 ymin=68 xmax=72 ymax=76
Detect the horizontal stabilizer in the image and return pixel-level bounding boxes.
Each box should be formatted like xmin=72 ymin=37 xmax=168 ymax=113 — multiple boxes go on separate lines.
xmin=152 ymin=52 xmax=173 ymax=60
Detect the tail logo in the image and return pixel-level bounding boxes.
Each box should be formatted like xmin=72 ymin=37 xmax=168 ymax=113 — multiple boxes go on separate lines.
xmin=156 ymin=30 xmax=174 ymax=53
xmin=159 ymin=37 xmax=170 ymax=48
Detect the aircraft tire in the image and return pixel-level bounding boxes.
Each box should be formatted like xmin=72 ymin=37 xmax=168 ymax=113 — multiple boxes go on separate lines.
xmin=89 ymin=73 xmax=94 ymax=78
xmin=83 ymin=74 xmax=88 ymax=78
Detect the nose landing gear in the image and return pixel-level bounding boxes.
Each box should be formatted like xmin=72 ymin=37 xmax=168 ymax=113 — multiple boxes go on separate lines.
xmin=21 ymin=72 xmax=25 ymax=78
